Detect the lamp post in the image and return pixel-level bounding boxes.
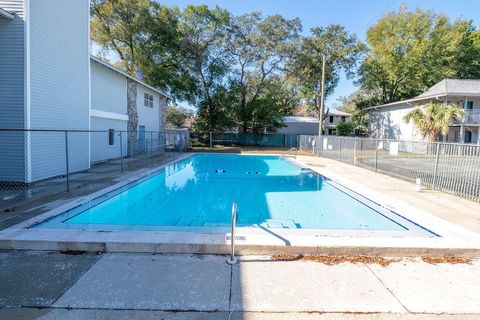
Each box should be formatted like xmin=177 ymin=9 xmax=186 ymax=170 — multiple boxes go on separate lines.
xmin=317 ymin=54 xmax=326 ymax=151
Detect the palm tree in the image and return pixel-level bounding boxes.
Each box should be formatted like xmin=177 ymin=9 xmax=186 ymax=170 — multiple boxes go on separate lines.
xmin=403 ymin=102 xmax=465 ymax=142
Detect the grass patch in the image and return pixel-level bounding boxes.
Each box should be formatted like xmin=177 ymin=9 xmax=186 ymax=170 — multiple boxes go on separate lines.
xmin=421 ymin=256 xmax=471 ymax=264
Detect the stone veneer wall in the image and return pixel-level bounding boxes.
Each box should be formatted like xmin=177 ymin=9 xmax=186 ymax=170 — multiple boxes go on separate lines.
xmin=159 ymin=95 xmax=168 ymax=151
xmin=127 ymin=78 xmax=138 ymax=156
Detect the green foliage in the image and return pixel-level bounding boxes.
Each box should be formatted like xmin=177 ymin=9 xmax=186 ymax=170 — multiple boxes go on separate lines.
xmin=334 ymin=121 xmax=355 ymax=136
xmin=358 ymin=6 xmax=480 ymax=104
xmin=90 ymin=0 xmax=186 ymax=98
xmin=226 ymin=13 xmax=302 ymax=133
xmin=166 ymin=106 xmax=190 ymax=127
xmin=403 ymin=103 xmax=465 ymax=141
xmin=91 ymin=2 xmax=480 ymax=141
xmin=292 ymin=25 xmax=365 ymax=116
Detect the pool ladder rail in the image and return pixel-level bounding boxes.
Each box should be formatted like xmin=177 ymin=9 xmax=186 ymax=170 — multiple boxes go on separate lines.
xmin=283 ymin=147 xmax=298 ymax=159
xmin=226 ymin=202 xmax=238 ymax=265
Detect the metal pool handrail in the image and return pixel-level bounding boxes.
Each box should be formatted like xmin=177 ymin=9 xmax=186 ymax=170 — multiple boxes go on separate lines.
xmin=283 ymin=147 xmax=298 ymax=159
xmin=226 ymin=202 xmax=238 ymax=265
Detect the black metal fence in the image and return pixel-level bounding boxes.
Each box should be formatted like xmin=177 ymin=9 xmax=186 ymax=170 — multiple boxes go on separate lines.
xmin=299 ymin=135 xmax=480 ymax=202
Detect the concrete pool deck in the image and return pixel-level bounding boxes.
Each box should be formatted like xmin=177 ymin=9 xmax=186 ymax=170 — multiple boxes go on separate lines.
xmin=0 ymin=153 xmax=480 ymax=257
xmin=0 ymin=251 xmax=480 ymax=319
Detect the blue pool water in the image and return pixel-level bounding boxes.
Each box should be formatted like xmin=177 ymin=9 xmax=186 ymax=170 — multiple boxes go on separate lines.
xmin=35 ymin=154 xmax=434 ymax=234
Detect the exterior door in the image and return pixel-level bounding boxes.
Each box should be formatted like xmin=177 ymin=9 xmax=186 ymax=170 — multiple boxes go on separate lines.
xmin=138 ymin=126 xmax=146 ymax=153
xmin=465 ymin=130 xmax=472 ymax=144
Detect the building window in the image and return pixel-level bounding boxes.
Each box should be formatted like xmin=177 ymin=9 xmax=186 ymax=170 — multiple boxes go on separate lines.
xmin=108 ymin=129 xmax=115 ymax=146
xmin=144 ymin=93 xmax=154 ymax=108
xmin=341 ymin=116 xmax=346 ymax=122
xmin=466 ymin=101 xmax=474 ymax=110
xmin=329 ymin=116 xmax=334 ymax=123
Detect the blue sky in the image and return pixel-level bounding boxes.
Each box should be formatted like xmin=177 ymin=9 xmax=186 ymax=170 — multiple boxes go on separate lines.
xmin=159 ymin=0 xmax=479 ymax=108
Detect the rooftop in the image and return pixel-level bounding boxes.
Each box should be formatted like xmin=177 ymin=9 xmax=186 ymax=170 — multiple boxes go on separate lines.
xmin=283 ymin=116 xmax=319 ymax=123
xmin=366 ymin=79 xmax=480 ymax=110
xmin=0 ymin=7 xmax=14 ymax=19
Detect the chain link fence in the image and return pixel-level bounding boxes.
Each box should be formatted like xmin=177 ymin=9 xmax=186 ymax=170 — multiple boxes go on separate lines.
xmin=0 ymin=129 xmax=189 ymax=213
xmin=299 ymin=135 xmax=480 ymax=202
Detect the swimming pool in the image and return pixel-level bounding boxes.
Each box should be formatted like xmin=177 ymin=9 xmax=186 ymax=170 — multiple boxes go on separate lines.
xmin=34 ymin=154 xmax=435 ymax=236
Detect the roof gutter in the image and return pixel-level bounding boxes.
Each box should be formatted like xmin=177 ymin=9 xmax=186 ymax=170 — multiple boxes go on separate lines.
xmin=0 ymin=8 xmax=15 ymax=20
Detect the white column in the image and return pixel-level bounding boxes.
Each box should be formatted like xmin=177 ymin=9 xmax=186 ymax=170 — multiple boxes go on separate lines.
xmin=459 ymin=125 xmax=465 ymax=143
xmin=477 ymin=129 xmax=480 ymax=145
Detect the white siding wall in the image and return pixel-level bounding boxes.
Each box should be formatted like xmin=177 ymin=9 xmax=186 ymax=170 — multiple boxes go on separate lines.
xmin=326 ymin=115 xmax=350 ymax=127
xmin=136 ymin=85 xmax=161 ymax=132
xmin=277 ymin=122 xmax=320 ymax=135
xmin=90 ymin=117 xmax=127 ymax=163
xmin=90 ymin=61 xmax=127 ymax=115
xmin=90 ymin=60 xmax=128 ymax=163
xmin=368 ymin=103 xmax=421 ymax=141
xmin=27 ymin=0 xmax=90 ymax=182
xmin=0 ymin=0 xmax=26 ymax=182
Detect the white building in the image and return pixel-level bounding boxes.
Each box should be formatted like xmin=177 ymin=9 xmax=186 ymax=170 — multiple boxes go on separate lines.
xmin=324 ymin=109 xmax=351 ymax=135
xmin=0 ymin=0 xmax=169 ymax=183
xmin=278 ymin=111 xmax=352 ymax=136
xmin=90 ymin=57 xmax=168 ymax=164
xmin=277 ymin=117 xmax=321 ymax=135
xmin=367 ymin=79 xmax=480 ymax=144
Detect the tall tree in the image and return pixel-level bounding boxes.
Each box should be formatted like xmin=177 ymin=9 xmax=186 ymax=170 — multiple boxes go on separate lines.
xmin=292 ymin=25 xmax=365 ymax=120
xmin=359 ymin=6 xmax=480 ymax=104
xmin=226 ymin=13 xmax=301 ymax=132
xmin=179 ymin=5 xmax=232 ymax=134
xmin=90 ymin=0 xmax=187 ymax=98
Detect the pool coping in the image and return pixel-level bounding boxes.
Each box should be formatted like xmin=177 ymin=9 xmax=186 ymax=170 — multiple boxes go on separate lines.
xmin=1 ymin=152 xmax=480 ymax=257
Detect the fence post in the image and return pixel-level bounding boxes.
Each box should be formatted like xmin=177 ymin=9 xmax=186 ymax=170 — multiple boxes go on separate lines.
xmin=353 ymin=138 xmax=357 ymax=166
xmin=284 ymin=134 xmax=287 ymax=147
xmin=375 ymin=139 xmax=379 ymax=172
xmin=119 ymin=131 xmax=124 ymax=172
xmin=432 ymin=142 xmax=441 ymax=189
xmin=209 ymin=131 xmax=212 ymax=148
xmin=64 ymin=131 xmax=70 ymax=192
xmin=339 ymin=137 xmax=342 ymax=161
xmin=150 ymin=131 xmax=153 ymax=167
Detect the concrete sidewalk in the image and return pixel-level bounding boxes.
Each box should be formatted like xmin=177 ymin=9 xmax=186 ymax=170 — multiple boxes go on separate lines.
xmin=1 ymin=251 xmax=479 ymax=319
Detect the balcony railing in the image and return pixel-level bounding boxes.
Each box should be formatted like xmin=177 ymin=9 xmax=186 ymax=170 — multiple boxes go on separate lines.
xmin=452 ymin=110 xmax=480 ymax=125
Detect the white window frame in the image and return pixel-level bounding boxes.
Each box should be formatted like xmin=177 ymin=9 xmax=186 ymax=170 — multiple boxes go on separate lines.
xmin=144 ymin=93 xmax=154 ymax=108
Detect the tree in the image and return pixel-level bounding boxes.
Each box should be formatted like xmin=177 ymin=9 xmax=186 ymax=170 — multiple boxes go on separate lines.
xmin=226 ymin=13 xmax=301 ymax=133
xmin=179 ymin=5 xmax=233 ymax=135
xmin=403 ymin=103 xmax=465 ymax=141
xmin=358 ymin=6 xmax=480 ymax=105
xmin=335 ymin=121 xmax=355 ymax=136
xmin=337 ymin=91 xmax=370 ymax=136
xmin=292 ymin=25 xmax=365 ymax=118
xmin=166 ymin=106 xmax=190 ymax=127
xmin=90 ymin=0 xmax=188 ymax=99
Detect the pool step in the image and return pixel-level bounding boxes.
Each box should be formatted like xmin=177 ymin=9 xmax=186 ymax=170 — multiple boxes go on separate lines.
xmin=259 ymin=219 xmax=300 ymax=229
xmin=176 ymin=217 xmax=300 ymax=229
xmin=176 ymin=216 xmax=227 ymax=227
